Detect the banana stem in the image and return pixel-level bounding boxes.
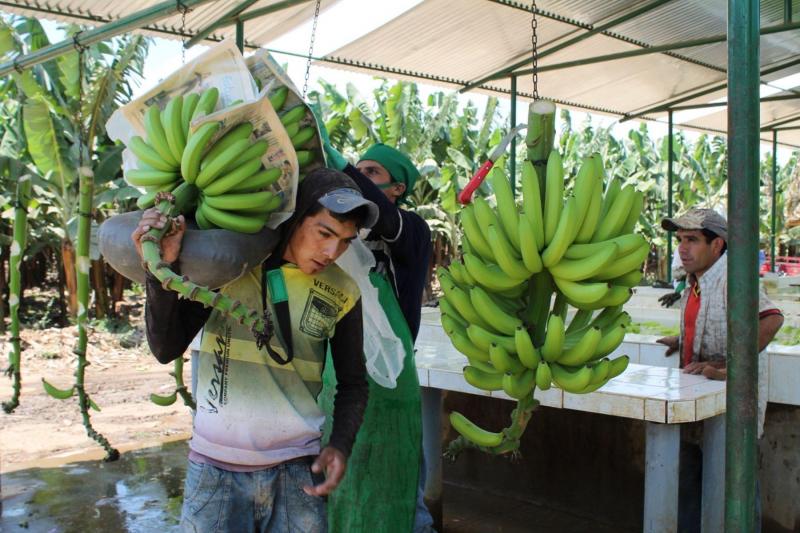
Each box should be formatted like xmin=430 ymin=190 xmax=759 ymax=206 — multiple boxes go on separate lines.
xmin=172 ymin=357 xmax=196 ymax=409
xmin=525 ymin=100 xmax=556 ymax=192
xmin=2 ymin=176 xmax=32 ymax=414
xmin=141 ymin=190 xmax=273 ymax=351
xmin=445 ymin=395 xmax=539 ymax=460
xmin=73 ymin=167 xmax=120 ymax=461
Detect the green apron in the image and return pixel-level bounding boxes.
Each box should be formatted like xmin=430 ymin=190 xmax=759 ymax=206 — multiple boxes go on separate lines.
xmin=320 ymin=271 xmax=422 ymax=533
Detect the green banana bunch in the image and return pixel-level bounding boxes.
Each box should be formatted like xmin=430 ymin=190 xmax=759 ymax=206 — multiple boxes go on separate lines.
xmin=440 ymin=102 xmax=650 ymax=456
xmin=125 ymin=87 xmax=298 ymax=234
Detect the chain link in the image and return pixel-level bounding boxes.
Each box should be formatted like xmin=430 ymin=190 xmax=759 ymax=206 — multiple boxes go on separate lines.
xmin=302 ymin=0 xmax=322 ymax=99
xmin=179 ymin=1 xmax=189 ymax=65
xmin=531 ymin=0 xmax=539 ymax=100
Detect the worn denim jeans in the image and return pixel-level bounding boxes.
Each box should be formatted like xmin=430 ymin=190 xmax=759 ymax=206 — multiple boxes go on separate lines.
xmin=180 ymin=458 xmax=326 ymax=533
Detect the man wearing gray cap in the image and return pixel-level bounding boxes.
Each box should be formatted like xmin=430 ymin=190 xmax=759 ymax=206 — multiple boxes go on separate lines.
xmin=655 ymin=208 xmax=782 ymax=532
xmin=134 ymin=168 xmax=379 ymax=532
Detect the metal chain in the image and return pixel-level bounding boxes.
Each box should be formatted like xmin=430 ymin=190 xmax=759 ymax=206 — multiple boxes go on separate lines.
xmin=302 ymin=0 xmax=322 ymax=99
xmin=531 ymin=0 xmax=539 ymax=100
xmin=177 ymin=0 xmax=190 ymax=64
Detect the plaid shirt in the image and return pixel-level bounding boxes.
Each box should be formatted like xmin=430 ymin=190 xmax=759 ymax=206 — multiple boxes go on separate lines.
xmin=679 ymin=252 xmax=778 ymax=364
xmin=678 ymin=253 xmax=779 ymax=438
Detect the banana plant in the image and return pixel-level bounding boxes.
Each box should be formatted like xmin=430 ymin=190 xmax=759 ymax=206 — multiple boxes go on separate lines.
xmin=3 ymin=16 xmax=147 ymax=318
xmin=1 ymin=174 xmax=31 ymax=413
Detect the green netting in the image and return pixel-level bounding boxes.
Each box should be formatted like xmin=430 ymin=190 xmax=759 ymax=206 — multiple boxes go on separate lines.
xmin=319 ymin=271 xmax=422 ymax=533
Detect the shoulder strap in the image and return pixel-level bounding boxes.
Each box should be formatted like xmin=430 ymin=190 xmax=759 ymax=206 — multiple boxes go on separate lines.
xmin=261 ymin=267 xmax=294 ymax=365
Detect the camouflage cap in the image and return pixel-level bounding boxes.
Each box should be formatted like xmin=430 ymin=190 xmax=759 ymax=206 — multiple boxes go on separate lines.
xmin=661 ymin=208 xmax=727 ymax=241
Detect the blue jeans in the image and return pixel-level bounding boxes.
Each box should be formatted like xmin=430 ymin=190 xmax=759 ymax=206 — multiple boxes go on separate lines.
xmin=180 ymin=458 xmax=327 ymax=533
xmin=413 ymin=449 xmax=436 ymax=532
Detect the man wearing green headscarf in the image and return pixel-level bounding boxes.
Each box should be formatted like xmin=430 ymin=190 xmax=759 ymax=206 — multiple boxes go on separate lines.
xmin=321 ymin=140 xmax=435 ymax=532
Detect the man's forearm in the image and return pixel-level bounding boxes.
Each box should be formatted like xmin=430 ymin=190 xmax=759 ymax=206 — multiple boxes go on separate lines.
xmin=758 ymin=313 xmax=784 ymax=351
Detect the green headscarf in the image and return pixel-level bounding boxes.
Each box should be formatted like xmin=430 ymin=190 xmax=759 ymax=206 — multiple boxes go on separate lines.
xmin=359 ymin=144 xmax=420 ymax=202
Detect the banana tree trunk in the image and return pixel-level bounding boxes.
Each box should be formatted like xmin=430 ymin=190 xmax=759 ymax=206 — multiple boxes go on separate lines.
xmin=90 ymin=258 xmax=109 ymax=319
xmin=73 ymin=167 xmax=118 ymax=460
xmin=110 ymin=268 xmax=126 ymax=317
xmin=61 ymin=239 xmax=78 ymax=317
xmin=3 ymin=176 xmax=32 ymax=413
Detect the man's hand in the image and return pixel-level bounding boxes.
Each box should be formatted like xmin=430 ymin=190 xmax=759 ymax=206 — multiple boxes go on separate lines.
xmin=303 ymin=446 xmax=347 ymax=497
xmin=310 ymin=103 xmax=348 ymax=171
xmin=656 ymin=336 xmax=680 ymax=356
xmin=684 ymin=360 xmax=726 ymax=376
xmin=130 ymin=208 xmax=186 ymax=264
xmin=658 ymin=291 xmax=682 ymax=308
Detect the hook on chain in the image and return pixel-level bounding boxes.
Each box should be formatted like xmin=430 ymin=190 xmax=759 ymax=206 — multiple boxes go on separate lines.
xmin=176 ymin=0 xmax=191 ymax=62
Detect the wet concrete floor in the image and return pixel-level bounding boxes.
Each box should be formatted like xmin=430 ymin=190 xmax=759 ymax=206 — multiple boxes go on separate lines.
xmin=2 ymin=439 xmax=630 ymax=532
xmin=2 ymin=440 xmax=187 ymax=533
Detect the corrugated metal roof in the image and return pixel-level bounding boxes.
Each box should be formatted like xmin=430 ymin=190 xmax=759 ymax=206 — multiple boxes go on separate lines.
xmin=318 ymin=0 xmax=800 ymax=147
xmin=2 ymin=0 xmax=800 ymax=146
xmin=0 ymin=0 xmax=341 ymax=49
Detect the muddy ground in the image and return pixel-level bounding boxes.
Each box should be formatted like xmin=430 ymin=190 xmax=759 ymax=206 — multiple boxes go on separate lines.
xmin=0 ymin=292 xmax=192 ymax=473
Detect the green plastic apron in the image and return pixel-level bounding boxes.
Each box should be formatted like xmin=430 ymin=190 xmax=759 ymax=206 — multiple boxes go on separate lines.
xmin=319 ymin=271 xmax=422 ymax=533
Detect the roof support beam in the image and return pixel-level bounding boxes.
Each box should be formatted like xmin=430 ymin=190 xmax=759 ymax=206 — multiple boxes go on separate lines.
xmin=725 ymin=0 xmax=760 ymax=529
xmin=760 ymin=112 xmax=800 ymax=130
xmin=620 ymin=55 xmax=800 ymax=122
xmin=511 ymin=21 xmax=800 ymax=78
xmin=0 ymin=0 xmax=218 ymax=77
xmin=237 ymin=0 xmax=313 ymax=23
xmin=184 ymin=0 xmax=313 ymax=48
xmin=668 ymin=93 xmax=800 ymax=111
xmin=184 ymin=0 xmax=261 ymax=49
xmin=460 ymin=0 xmax=673 ymax=93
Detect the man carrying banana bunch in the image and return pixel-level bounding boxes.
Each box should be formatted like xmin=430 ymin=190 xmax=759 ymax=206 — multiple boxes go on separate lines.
xmin=322 ymin=139 xmax=436 ymax=532
xmin=132 ymin=168 xmax=379 ymax=532
xmin=655 ymin=208 xmax=783 ymax=531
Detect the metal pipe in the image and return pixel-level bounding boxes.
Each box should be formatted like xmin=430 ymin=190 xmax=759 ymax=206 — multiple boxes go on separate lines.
xmin=184 ymin=0 xmax=261 ymax=49
xmin=771 ymin=130 xmax=778 ymax=272
xmin=761 ymin=112 xmax=800 ymax=130
xmin=623 ymin=55 xmax=800 ymax=122
xmin=236 ymin=20 xmax=244 ymax=53
xmin=237 ymin=0 xmax=313 ymax=22
xmin=0 ymin=0 xmax=217 ymax=78
xmin=667 ymin=110 xmax=674 ymax=282
xmin=511 ymin=21 xmax=800 ymax=79
xmin=771 ymin=125 xmax=800 ymax=131
xmin=726 ymin=0 xmax=760 ymax=530
xmin=460 ymin=0 xmax=673 ymax=93
xmin=664 ymin=93 xmax=800 ymax=111
xmin=510 ymin=74 xmax=517 ymax=194
xmin=786 ymin=0 xmax=793 ymax=23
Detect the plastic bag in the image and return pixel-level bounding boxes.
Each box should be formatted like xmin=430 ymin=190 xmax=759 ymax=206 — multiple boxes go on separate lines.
xmin=336 ymin=239 xmax=404 ymax=388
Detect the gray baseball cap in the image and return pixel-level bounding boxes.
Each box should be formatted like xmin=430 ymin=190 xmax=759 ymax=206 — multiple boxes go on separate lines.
xmin=661 ymin=208 xmax=727 ymax=241
xmin=318 ymin=187 xmax=379 ymax=229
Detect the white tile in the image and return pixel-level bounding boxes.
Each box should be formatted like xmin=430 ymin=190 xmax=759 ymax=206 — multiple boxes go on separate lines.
xmin=533 ymin=386 xmax=562 ymax=408
xmin=639 ymin=343 xmax=677 ymax=367
xmin=563 ymin=391 xmax=645 ymax=419
xmin=769 ymin=354 xmax=800 ymax=405
xmin=609 ymin=342 xmax=640 ymax=363
xmin=600 ymin=380 xmax=670 ymax=398
xmin=695 ymin=395 xmax=717 ymax=420
xmin=417 ymin=368 xmax=429 ymax=387
xmin=666 ymin=400 xmax=696 ymax=423
xmin=428 ymin=368 xmax=490 ymax=397
xmin=645 ymin=399 xmax=667 ymax=422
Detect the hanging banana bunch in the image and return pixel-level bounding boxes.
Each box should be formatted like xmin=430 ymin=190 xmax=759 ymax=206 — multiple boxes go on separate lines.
xmin=441 ymin=101 xmax=647 ymax=458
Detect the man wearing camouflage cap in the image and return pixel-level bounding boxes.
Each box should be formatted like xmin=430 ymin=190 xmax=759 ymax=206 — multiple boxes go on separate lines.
xmin=656 ymin=208 xmax=782 ymax=531
xmin=656 ymin=208 xmax=783 ymax=377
